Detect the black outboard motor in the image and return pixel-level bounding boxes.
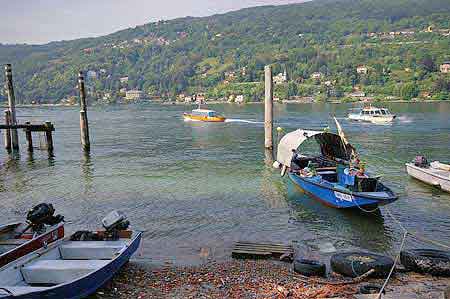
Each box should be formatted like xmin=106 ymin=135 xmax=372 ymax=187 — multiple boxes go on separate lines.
xmin=26 ymin=203 xmax=64 ymax=234
xmin=414 ymin=156 xmax=429 ymax=168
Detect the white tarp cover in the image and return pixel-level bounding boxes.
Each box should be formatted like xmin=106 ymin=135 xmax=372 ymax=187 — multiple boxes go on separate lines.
xmin=276 ymin=129 xmax=322 ymax=167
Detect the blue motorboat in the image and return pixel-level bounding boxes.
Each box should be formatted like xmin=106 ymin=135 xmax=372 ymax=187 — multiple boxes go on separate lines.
xmin=274 ymin=126 xmax=398 ymax=210
xmin=0 ymin=211 xmax=141 ymax=299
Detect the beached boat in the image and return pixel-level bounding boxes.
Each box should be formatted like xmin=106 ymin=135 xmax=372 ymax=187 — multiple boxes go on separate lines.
xmin=348 ymin=106 xmax=396 ymax=123
xmin=274 ymin=121 xmax=398 ymax=209
xmin=406 ymin=157 xmax=450 ymax=192
xmin=0 ymin=211 xmax=142 ymax=299
xmin=0 ymin=204 xmax=65 ymax=268
xmin=183 ymin=108 xmax=226 ymax=122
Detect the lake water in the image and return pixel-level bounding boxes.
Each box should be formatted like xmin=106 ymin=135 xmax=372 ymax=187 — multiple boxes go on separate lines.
xmin=1 ymin=102 xmax=450 ymax=264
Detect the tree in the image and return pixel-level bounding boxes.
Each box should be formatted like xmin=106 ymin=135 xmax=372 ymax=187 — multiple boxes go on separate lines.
xmin=287 ymin=82 xmax=298 ymax=97
xmin=399 ymin=82 xmax=419 ymax=100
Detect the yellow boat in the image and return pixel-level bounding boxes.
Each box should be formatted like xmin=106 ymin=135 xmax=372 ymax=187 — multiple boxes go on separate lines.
xmin=183 ymin=109 xmax=226 ymax=122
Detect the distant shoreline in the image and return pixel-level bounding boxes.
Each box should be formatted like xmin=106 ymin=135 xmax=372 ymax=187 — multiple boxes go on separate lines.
xmin=1 ymin=99 xmax=447 ymax=109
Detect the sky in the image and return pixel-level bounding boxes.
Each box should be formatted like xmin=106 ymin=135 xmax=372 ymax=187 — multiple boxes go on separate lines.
xmin=1 ymin=0 xmax=305 ymax=45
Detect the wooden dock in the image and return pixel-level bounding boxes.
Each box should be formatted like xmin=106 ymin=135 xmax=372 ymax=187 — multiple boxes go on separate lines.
xmin=232 ymin=241 xmax=294 ymax=261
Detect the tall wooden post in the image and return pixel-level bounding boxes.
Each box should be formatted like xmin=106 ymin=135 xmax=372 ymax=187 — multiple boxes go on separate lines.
xmin=4 ymin=64 xmax=19 ymax=151
xmin=44 ymin=121 xmax=54 ymax=153
xmin=25 ymin=122 xmax=33 ymax=152
xmin=264 ymin=65 xmax=274 ymax=150
xmin=3 ymin=110 xmax=11 ymax=152
xmin=78 ymin=72 xmax=90 ymax=152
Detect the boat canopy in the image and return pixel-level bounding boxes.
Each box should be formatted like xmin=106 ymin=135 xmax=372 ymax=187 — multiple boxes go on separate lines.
xmin=276 ymin=129 xmax=356 ymax=167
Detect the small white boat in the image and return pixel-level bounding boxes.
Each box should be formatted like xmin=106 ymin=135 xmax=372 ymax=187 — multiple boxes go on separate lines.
xmin=348 ymin=106 xmax=396 ymax=123
xmin=0 ymin=211 xmax=142 ymax=299
xmin=406 ymin=157 xmax=450 ymax=192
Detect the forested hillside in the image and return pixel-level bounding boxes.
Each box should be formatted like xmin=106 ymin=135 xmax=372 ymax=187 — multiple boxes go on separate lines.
xmin=1 ymin=0 xmax=450 ymax=103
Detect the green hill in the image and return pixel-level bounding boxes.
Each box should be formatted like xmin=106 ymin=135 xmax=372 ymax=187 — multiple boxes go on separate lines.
xmin=1 ymin=0 xmax=450 ymax=103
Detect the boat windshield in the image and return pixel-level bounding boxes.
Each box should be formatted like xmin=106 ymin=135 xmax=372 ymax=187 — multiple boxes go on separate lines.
xmin=208 ymin=112 xmax=217 ymax=117
xmin=192 ymin=111 xmax=208 ymax=117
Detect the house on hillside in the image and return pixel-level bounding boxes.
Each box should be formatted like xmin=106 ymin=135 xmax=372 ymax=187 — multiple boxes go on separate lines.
xmin=120 ymin=76 xmax=129 ymax=83
xmin=311 ymin=72 xmax=322 ymax=80
xmin=440 ymin=62 xmax=450 ymax=74
xmin=273 ymin=71 xmax=287 ymax=85
xmin=357 ymin=65 xmax=368 ymax=75
xmin=235 ymin=95 xmax=245 ymax=104
xmin=125 ymin=90 xmax=144 ymax=100
xmin=87 ymin=70 xmax=98 ymax=79
xmin=348 ymin=91 xmax=366 ymax=98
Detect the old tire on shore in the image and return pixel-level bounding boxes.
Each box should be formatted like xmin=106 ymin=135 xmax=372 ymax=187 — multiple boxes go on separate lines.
xmin=293 ymin=259 xmax=326 ymax=277
xmin=359 ymin=284 xmax=385 ymax=294
xmin=330 ymin=251 xmax=394 ymax=278
xmin=400 ymin=249 xmax=450 ymax=276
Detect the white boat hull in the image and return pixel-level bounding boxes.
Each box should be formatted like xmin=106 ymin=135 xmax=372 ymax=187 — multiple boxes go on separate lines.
xmin=348 ymin=114 xmax=396 ymax=123
xmin=406 ymin=163 xmax=450 ymax=192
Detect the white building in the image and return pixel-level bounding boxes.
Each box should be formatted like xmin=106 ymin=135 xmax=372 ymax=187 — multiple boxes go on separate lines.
xmin=311 ymin=72 xmax=322 ymax=80
xmin=125 ymin=90 xmax=144 ymax=100
xmin=86 ymin=70 xmax=98 ymax=79
xmin=357 ymin=66 xmax=368 ymax=75
xmin=273 ymin=71 xmax=287 ymax=85
xmin=120 ymin=76 xmax=129 ymax=84
xmin=440 ymin=62 xmax=450 ymax=74
xmin=235 ymin=95 xmax=245 ymax=103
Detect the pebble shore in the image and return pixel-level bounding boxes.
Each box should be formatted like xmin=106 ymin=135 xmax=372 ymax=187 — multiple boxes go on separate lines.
xmin=93 ymin=260 xmax=450 ymax=299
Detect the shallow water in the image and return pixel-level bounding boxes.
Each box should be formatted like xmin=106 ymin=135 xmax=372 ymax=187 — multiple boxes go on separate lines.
xmin=1 ymin=102 xmax=449 ymax=264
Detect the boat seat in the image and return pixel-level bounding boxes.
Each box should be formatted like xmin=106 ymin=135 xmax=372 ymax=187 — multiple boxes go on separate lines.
xmin=317 ymin=171 xmax=336 ymax=175
xmin=21 ymin=259 xmax=109 ymax=285
xmin=59 ymin=241 xmax=124 ymax=260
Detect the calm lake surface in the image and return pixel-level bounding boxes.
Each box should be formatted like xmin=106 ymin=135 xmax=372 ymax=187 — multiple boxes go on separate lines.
xmin=1 ymin=102 xmax=450 ymax=264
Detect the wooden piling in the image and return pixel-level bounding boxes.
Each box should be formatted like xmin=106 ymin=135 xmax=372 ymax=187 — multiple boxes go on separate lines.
xmin=78 ymin=72 xmax=90 ymax=152
xmin=3 ymin=110 xmax=11 ymax=152
xmin=264 ymin=65 xmax=274 ymax=150
xmin=4 ymin=64 xmax=19 ymax=151
xmin=44 ymin=121 xmax=54 ymax=153
xmin=25 ymin=122 xmax=33 ymax=152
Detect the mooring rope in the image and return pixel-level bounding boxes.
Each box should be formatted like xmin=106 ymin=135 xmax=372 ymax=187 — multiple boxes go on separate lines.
xmin=376 ymin=206 xmax=450 ymax=298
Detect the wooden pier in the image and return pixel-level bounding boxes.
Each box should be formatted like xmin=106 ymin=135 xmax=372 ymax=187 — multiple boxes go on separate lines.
xmin=2 ymin=64 xmax=55 ymax=154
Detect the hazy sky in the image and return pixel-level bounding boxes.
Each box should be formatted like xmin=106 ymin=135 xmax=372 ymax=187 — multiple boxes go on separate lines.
xmin=1 ymin=0 xmax=304 ymax=45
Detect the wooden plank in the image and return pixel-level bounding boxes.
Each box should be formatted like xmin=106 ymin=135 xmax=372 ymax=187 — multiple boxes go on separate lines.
xmin=234 ymin=243 xmax=292 ymax=250
xmin=236 ymin=241 xmax=290 ymax=247
xmin=0 ymin=124 xmax=55 ymax=131
xmin=234 ymin=244 xmax=292 ymax=251
xmin=233 ymin=247 xmax=292 ymax=254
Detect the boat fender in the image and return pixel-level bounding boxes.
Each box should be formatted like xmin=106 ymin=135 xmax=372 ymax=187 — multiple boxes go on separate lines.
xmin=330 ymin=251 xmax=394 ymax=278
xmin=272 ymin=161 xmax=281 ymax=169
xmin=281 ymin=165 xmax=287 ymax=177
xmin=400 ymin=249 xmax=450 ymax=276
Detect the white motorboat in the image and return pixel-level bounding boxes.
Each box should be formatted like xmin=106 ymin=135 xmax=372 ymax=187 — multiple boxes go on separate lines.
xmin=348 ymin=106 xmax=396 ymax=123
xmin=406 ymin=157 xmax=450 ymax=193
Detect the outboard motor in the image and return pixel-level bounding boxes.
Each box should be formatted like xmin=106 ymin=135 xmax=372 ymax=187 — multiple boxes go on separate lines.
xmin=17 ymin=203 xmax=64 ymax=237
xmin=414 ymin=156 xmax=429 ymax=168
xmin=101 ymin=210 xmax=130 ymax=241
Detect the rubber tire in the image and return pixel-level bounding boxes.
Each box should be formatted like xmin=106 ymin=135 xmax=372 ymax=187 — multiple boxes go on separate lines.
xmin=359 ymin=284 xmax=385 ymax=294
xmin=293 ymin=259 xmax=326 ymax=277
xmin=400 ymin=249 xmax=450 ymax=277
xmin=330 ymin=251 xmax=394 ymax=278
